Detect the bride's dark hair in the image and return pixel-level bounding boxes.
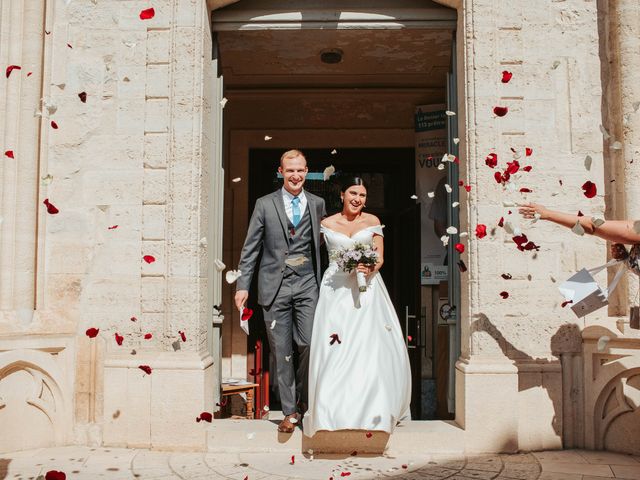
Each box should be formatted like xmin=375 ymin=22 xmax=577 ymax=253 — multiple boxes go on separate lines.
xmin=339 ymin=176 xmax=367 ymax=192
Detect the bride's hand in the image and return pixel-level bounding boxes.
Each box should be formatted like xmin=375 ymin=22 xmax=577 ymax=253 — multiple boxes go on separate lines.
xmin=356 ymin=263 xmax=374 ymax=275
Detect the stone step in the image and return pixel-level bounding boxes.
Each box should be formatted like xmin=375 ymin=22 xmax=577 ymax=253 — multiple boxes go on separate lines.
xmin=206 ymin=415 xmax=465 ymax=455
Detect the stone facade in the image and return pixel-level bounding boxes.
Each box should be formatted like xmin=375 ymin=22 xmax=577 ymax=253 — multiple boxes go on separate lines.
xmin=0 ymin=0 xmax=639 ymax=455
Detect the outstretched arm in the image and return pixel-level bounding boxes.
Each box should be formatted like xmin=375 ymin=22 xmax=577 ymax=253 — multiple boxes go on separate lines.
xmin=519 ymin=203 xmax=640 ymax=244
xmin=235 ymin=199 xmax=265 ymax=310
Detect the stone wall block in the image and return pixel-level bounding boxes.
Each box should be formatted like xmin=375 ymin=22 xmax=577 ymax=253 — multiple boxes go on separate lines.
xmin=117 ymin=65 xmax=147 ymax=98
xmin=168 ymin=203 xmax=196 ymax=244
xmin=119 ymin=31 xmax=147 ymax=66
xmin=146 ymin=30 xmax=171 ymax=64
xmin=167 ymin=242 xmax=197 ymax=277
xmin=144 ymin=99 xmax=169 ymax=133
xmin=82 ymin=277 xmax=141 ymax=312
xmin=143 ymin=133 xmax=169 ymax=168
xmin=116 ymin=98 xmax=146 ymax=135
xmin=141 ymin=277 xmax=166 ymax=313
xmin=143 ymin=169 xmax=168 ymax=205
xmin=83 ymin=170 xmax=143 ymax=206
xmin=89 ymin=241 xmax=141 ymax=276
xmin=142 ymin=204 xmax=166 ymax=240
xmin=176 ymin=0 xmax=199 ymax=27
xmin=146 ymin=64 xmax=170 ymax=98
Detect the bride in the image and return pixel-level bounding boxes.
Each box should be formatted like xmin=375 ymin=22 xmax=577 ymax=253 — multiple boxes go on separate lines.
xmin=303 ymin=177 xmax=412 ymax=436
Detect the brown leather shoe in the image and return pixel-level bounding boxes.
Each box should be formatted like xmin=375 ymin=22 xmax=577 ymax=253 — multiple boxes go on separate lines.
xmin=277 ymin=413 xmax=300 ymax=433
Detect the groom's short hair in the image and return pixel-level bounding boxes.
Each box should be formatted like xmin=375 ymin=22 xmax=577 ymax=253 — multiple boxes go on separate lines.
xmin=280 ymin=149 xmax=306 ymax=167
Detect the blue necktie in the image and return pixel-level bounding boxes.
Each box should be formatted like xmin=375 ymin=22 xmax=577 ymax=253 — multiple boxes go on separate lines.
xmin=291 ymin=196 xmax=301 ymax=227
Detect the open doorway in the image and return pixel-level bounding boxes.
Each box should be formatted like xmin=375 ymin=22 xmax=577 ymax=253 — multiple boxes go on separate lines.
xmin=216 ymin=0 xmax=459 ymax=421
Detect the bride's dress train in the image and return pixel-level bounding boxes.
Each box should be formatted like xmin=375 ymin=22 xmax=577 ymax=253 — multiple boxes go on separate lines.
xmin=303 ymin=225 xmax=412 ymax=436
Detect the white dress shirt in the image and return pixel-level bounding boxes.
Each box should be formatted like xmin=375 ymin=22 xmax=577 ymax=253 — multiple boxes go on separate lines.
xmin=281 ymin=187 xmax=308 ymax=224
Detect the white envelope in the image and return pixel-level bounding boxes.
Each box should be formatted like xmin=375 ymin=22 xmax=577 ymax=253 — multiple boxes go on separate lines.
xmin=558 ymin=260 xmax=624 ymax=318
xmin=239 ymin=307 xmax=250 ymax=335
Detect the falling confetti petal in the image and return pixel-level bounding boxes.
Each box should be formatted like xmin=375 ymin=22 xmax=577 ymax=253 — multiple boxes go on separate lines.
xmin=585 ymin=155 xmax=593 ymax=171
xmin=453 ymin=137 xmax=460 ymax=144
xmin=459 ymin=232 xmax=468 ymax=237
xmin=225 ymin=269 xmax=242 ymax=284
xmin=264 ymin=135 xmax=272 ymax=141
xmin=78 ymin=92 xmax=87 ymax=103
xmin=475 ymin=224 xmax=487 ymax=239
xmin=410 ymin=194 xmax=418 ymax=200
xmin=143 ymin=255 xmax=156 ymax=264
xmin=525 ymin=147 xmax=533 ymax=156
xmin=323 ymin=165 xmax=335 ymax=180
xmin=445 ymin=110 xmax=456 ymax=116
xmin=329 ymin=333 xmax=342 ymax=345
xmin=179 ymin=331 xmax=186 ymax=342
xmin=457 ymin=260 xmax=467 ymax=272
xmin=599 ymin=124 xmax=611 ymax=140
xmin=284 ymin=355 xmax=291 ymax=362
xmin=440 ymin=235 xmax=450 ymax=246
xmin=499 ymin=291 xmax=509 ymax=299
xmin=454 ymin=243 xmax=465 ymax=254
xmin=597 ymin=336 xmax=610 ymax=352
xmin=214 ymin=259 xmax=226 ymax=271
xmin=427 ymin=191 xmax=435 ymax=198
xmin=139 ymin=7 xmax=155 ymax=20
xmin=108 ymin=225 xmax=118 ymax=230
xmin=246 ymin=432 xmax=255 ymax=439
xmin=144 ymin=333 xmax=152 ymax=340
xmin=582 ymin=181 xmax=597 ymax=198
xmin=43 ymin=198 xmax=59 ymax=214
xmin=485 ymin=153 xmax=498 ymax=168
xmin=220 ymin=97 xmax=228 ymax=108
xmin=444 ymin=183 xmax=452 ymax=193
xmin=501 ymin=273 xmax=512 ymax=280
xmin=51 ymin=120 xmax=58 ymax=129
xmin=331 ymin=149 xmax=337 ymax=155
xmin=452 ymin=201 xmax=459 ymax=208
xmin=493 ymin=106 xmax=509 ymax=117
xmin=270 ymin=320 xmax=276 ymax=330
xmin=196 ymin=412 xmax=212 ymax=423
xmin=446 ymin=226 xmax=458 ymax=235
xmin=290 ymin=455 xmax=295 ymax=465
xmin=232 ymin=177 xmax=241 ymax=183
xmin=437 ymin=163 xmax=445 ymax=170
xmin=45 ymin=471 xmax=66 ymax=480
xmin=610 ymin=140 xmax=623 ymax=150
xmin=139 ymin=365 xmax=152 ymax=375
xmin=86 ymin=327 xmax=99 ymax=338
xmin=4 ymin=150 xmax=14 ymax=159
xmin=501 ymin=70 xmax=513 ymax=83
xmin=5 ymin=65 xmax=21 ymax=78
xmin=241 ymin=308 xmax=253 ymax=321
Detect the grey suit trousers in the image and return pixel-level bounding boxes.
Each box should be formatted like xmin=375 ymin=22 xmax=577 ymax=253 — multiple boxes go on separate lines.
xmin=262 ymin=269 xmax=318 ymax=416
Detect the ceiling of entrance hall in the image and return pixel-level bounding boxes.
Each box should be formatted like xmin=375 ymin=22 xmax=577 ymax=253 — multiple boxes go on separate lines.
xmin=217 ymin=29 xmax=453 ymax=89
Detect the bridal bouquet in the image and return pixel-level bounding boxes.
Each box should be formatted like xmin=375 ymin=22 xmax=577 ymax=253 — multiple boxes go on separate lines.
xmin=331 ymin=243 xmax=379 ymax=292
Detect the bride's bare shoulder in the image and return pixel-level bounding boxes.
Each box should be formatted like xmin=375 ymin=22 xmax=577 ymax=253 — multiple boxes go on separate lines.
xmin=321 ymin=214 xmax=340 ymax=228
xmin=362 ymin=213 xmax=381 ymax=226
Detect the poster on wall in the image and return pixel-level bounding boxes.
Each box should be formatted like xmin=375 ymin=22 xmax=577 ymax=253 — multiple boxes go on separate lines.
xmin=415 ymin=104 xmax=448 ymax=285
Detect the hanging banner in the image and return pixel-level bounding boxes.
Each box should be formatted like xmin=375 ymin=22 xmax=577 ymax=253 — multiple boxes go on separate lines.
xmin=415 ymin=104 xmax=448 ymax=285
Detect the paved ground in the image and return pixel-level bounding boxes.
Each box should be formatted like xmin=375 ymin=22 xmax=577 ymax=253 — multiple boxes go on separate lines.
xmin=2 ymin=447 xmax=640 ymax=480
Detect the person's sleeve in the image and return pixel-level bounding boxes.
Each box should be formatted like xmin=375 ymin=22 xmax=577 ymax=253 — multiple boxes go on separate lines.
xmin=236 ymin=199 xmax=265 ymax=292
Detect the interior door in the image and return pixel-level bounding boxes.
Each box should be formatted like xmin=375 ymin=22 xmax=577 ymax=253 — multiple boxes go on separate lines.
xmin=394 ymin=204 xmax=422 ymax=419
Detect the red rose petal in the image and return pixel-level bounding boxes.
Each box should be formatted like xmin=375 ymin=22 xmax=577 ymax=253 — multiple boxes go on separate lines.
xmin=501 ymin=70 xmax=513 ymax=83
xmin=454 ymin=243 xmax=465 ymax=254
xmin=501 ymin=273 xmax=512 ymax=280
xmin=519 ymin=187 xmax=532 ymax=193
xmin=43 ymin=198 xmax=59 ymax=214
xmin=6 ymin=65 xmax=21 ymax=78
xmin=78 ymin=92 xmax=87 ymax=103
xmin=341 ymin=473 xmax=351 ymax=477
xmin=493 ymin=106 xmax=509 ymax=117
xmin=216 ymin=397 xmax=229 ymax=407
xmin=144 ymin=333 xmax=152 ymax=340
xmin=290 ymin=455 xmax=295 ymax=465
xmin=577 ymin=210 xmax=584 ymax=217
xmin=506 ymin=160 xmax=520 ymax=175
xmin=366 ymin=432 xmax=373 ymax=438
xmin=582 ymin=181 xmax=597 ymax=198
xmin=179 ymin=330 xmax=186 ymax=342
xmin=143 ymin=254 xmax=156 ymax=264
xmin=525 ymin=147 xmax=533 ymax=156
xmin=522 ymin=165 xmax=533 ymax=172
xmin=498 ymin=217 xmax=504 ymax=227
xmin=485 ymin=153 xmax=498 ymax=168
xmin=561 ymin=300 xmax=574 ymax=308
xmin=494 ymin=171 xmax=503 ymax=184
xmin=4 ymin=150 xmax=14 ymax=158
xmin=499 ymin=291 xmax=509 ymax=299
xmin=457 ymin=259 xmax=467 ymax=272
xmin=130 ymin=316 xmax=137 ymax=322
xmin=140 ymin=7 xmax=155 ymax=20
xmin=464 ymin=185 xmax=471 ymax=192
xmin=329 ymin=333 xmax=342 ymax=345
xmin=138 ymin=365 xmax=152 ymax=375
xmin=108 ymin=225 xmax=119 ymax=229
xmin=402 ymin=464 xmax=408 ymax=469
xmin=407 ymin=335 xmax=413 ymax=342
xmin=51 ymin=120 xmax=58 ymax=129
xmin=241 ymin=308 xmax=253 ymax=321
xmin=86 ymin=327 xmax=99 ymax=338
xmin=196 ymin=412 xmax=212 ymax=423
xmin=559 ymin=179 xmax=563 ymax=186
xmin=27 ymin=71 xmax=32 ymax=77
xmin=45 ymin=471 xmax=66 ymax=480
xmin=458 ymin=180 xmax=464 ymax=186
xmin=475 ymin=224 xmax=487 ymax=239
xmin=115 ymin=333 xmax=124 ymax=345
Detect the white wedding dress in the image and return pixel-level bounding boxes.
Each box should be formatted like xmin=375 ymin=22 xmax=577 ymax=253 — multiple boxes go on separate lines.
xmin=303 ymin=225 xmax=412 ymax=436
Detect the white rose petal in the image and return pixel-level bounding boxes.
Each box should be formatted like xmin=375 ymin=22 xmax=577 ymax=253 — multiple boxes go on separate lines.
xmin=264 ymin=135 xmax=272 ymax=141
xmin=597 ymin=335 xmax=610 ymax=352
xmin=446 ymin=226 xmax=458 ymax=235
xmin=571 ymin=221 xmax=585 ymax=236
xmin=220 ymin=97 xmax=228 ymax=108
xmin=225 ymin=269 xmax=242 ymax=284
xmin=289 ymin=417 xmax=298 ymax=424
xmin=452 ymin=202 xmax=459 ymax=208
xmin=459 ymin=232 xmax=468 ymax=237
xmin=585 ymin=155 xmax=593 ymax=171
xmin=599 ymin=124 xmax=611 ymax=140
xmin=592 ymin=217 xmax=605 ymax=227
xmin=323 ymin=165 xmax=335 ymax=181
xmin=610 ymin=140 xmax=623 ymax=150
xmin=410 ymin=194 xmax=418 ymax=200
xmin=441 ymin=235 xmax=450 ymax=246
xmin=285 ymin=355 xmax=291 ymax=362
xmin=246 ymin=432 xmax=255 ymax=440
xmin=270 ymin=320 xmax=276 ymax=330
xmin=445 ymin=110 xmax=456 ymax=116
xmin=427 ymin=191 xmax=435 ymax=198
xmin=214 ymin=259 xmax=226 ymax=271
xmin=437 ymin=163 xmax=445 ymax=170
xmin=232 ymin=177 xmax=241 ymax=183
xmin=331 ymin=149 xmax=337 ymax=155
xmin=453 ymin=138 xmax=460 ymax=144
xmin=263 ymin=405 xmax=270 ymax=412
xmin=385 ymin=325 xmax=392 ymax=331
xmin=444 ymin=183 xmax=452 ymax=193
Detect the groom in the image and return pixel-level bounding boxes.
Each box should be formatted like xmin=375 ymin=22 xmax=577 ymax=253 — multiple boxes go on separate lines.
xmin=235 ymin=149 xmax=327 ymax=433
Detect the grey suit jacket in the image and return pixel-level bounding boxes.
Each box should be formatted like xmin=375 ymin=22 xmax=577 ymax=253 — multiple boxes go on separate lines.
xmin=237 ymin=189 xmax=327 ymax=307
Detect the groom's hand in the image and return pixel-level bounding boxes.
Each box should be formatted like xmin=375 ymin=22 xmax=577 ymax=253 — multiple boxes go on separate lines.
xmin=235 ymin=290 xmax=249 ymax=311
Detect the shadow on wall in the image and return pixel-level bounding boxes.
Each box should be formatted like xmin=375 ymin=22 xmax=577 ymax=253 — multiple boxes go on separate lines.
xmin=471 ymin=314 xmax=583 ymax=440
xmin=0 ymin=458 xmax=9 ymax=480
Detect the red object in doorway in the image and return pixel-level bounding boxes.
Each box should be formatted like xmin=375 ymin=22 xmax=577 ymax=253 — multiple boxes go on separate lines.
xmin=252 ymin=339 xmax=264 ymax=418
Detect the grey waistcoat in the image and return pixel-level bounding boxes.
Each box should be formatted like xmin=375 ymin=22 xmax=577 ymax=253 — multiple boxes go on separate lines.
xmin=285 ymin=207 xmax=314 ymax=276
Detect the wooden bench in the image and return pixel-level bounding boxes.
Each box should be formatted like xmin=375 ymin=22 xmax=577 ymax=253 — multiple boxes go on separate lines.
xmin=220 ymin=382 xmax=259 ymax=419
